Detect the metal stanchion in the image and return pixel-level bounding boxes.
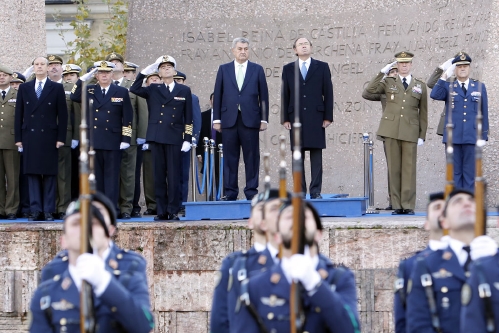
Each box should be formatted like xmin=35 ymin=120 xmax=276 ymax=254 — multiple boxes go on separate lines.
xmin=218 ymin=144 xmax=224 ymax=200
xmin=190 ymin=137 xmax=197 ymax=202
xmin=363 ymin=133 xmax=378 ymax=214
xmin=203 ymin=137 xmax=210 ymax=201
xmin=368 ymin=139 xmax=378 ymax=214
xmin=209 ymin=139 xmax=216 ymax=200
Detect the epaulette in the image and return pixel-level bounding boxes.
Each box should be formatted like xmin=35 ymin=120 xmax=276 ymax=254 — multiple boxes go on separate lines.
xmin=414 ymin=77 xmax=425 ymax=83
xmin=471 ymin=78 xmax=479 ymax=82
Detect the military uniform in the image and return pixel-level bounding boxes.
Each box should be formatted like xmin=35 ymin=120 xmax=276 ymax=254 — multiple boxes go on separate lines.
xmin=29 ymin=244 xmax=154 ymax=333
xmin=407 ymin=246 xmax=468 ymax=333
xmin=236 ymin=255 xmax=360 ymax=333
xmin=365 ymin=51 xmax=428 ymax=212
xmin=426 ymin=66 xmax=447 ymax=136
xmin=430 ymin=53 xmax=488 ymax=190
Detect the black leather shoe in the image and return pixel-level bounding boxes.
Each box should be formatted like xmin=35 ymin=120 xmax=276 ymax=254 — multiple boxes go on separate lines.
xmin=56 ymin=212 xmax=66 ymax=220
xmin=154 ymin=214 xmax=169 ymax=221
xmin=220 ymin=196 xmax=237 ymax=201
xmin=144 ymin=209 xmax=157 ymax=215
xmin=44 ymin=213 xmax=54 ymax=221
xmin=384 ymin=205 xmax=393 ymax=210
xmin=310 ymin=193 xmax=323 ymax=199
xmin=120 ymin=212 xmax=131 ymax=220
xmin=168 ymin=213 xmax=180 ymax=221
xmin=6 ymin=213 xmax=16 ymax=220
xmin=404 ymin=209 xmax=415 ymax=215
xmin=29 ymin=211 xmax=43 ymax=221
xmin=391 ymin=209 xmax=405 ymax=215
xmin=18 ymin=212 xmax=29 ymax=218
xmin=178 ymin=207 xmax=186 ymax=216
xmin=131 ymin=211 xmax=142 ymax=218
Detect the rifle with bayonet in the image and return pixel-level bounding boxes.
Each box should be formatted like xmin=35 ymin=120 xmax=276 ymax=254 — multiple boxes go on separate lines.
xmin=443 ymin=77 xmax=455 ymax=236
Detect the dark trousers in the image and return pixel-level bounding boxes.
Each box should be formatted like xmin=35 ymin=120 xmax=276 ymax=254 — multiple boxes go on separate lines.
xmin=152 ymin=142 xmax=181 ymax=215
xmin=95 ymin=149 xmax=122 ymax=212
xmin=453 ymin=144 xmax=475 ymax=190
xmin=222 ymin=113 xmax=259 ymax=200
xmin=28 ymin=174 xmax=56 ymax=213
xmin=295 ymin=148 xmax=323 ymax=195
xmin=132 ymin=145 xmax=144 ymax=213
xmin=180 ymin=151 xmax=190 ymax=203
xmin=143 ymin=149 xmax=156 ymax=210
xmin=17 ymin=153 xmax=30 ymax=214
xmin=56 ymin=146 xmax=72 ymax=214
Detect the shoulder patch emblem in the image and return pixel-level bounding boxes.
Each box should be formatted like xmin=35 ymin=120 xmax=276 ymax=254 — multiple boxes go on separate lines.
xmin=461 ymin=283 xmax=472 ymax=306
xmin=40 ymin=296 xmax=51 ymax=310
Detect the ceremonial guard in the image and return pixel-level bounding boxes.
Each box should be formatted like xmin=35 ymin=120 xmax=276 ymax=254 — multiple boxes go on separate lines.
xmin=70 ymin=61 xmax=133 ymax=211
xmin=105 ymin=52 xmax=148 ymax=219
xmin=407 ymin=188 xmax=476 ymax=333
xmin=236 ymin=201 xmax=360 ymax=332
xmin=281 ymin=37 xmax=333 ymax=199
xmin=430 ymin=52 xmax=488 ymax=190
xmin=14 ymin=57 xmax=68 ymax=221
xmin=130 ymin=55 xmax=193 ymax=221
xmin=365 ymin=51 xmax=428 ymax=215
xmin=28 ymin=196 xmax=154 ymax=333
xmin=0 ymin=65 xmax=20 ymax=220
xmin=393 ymin=191 xmax=446 ymax=332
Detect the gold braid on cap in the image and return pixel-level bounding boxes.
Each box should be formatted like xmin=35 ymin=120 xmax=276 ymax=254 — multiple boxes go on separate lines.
xmin=65 ymin=65 xmax=72 ymax=71
xmin=122 ymin=125 xmax=132 ymax=137
xmin=184 ymin=124 xmax=193 ymax=136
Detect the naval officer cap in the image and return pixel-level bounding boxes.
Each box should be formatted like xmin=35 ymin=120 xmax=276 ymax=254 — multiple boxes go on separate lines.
xmin=94 ymin=61 xmax=116 ymax=72
xmin=105 ymin=52 xmax=125 ymax=63
xmin=47 ymin=54 xmax=64 ymax=65
xmin=173 ymin=70 xmax=186 ymax=80
xmin=156 ymin=55 xmax=176 ymax=69
xmin=124 ymin=61 xmax=139 ymax=71
xmin=452 ymin=52 xmax=472 ymax=66
xmin=394 ymin=51 xmax=414 ymax=63
xmin=0 ymin=65 xmax=13 ymax=75
xmin=11 ymin=72 xmax=26 ymax=83
xmin=62 ymin=64 xmax=82 ymax=75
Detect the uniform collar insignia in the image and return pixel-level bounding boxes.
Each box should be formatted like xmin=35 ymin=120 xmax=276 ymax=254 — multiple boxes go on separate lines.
xmin=270 ymin=273 xmax=280 ymax=284
xmin=61 ymin=277 xmax=72 ymax=290
xmin=261 ymin=295 xmax=286 ymax=307
xmin=442 ymin=251 xmax=453 ymax=260
xmin=258 ymin=255 xmax=267 ymax=265
xmin=109 ymin=259 xmax=118 ymax=270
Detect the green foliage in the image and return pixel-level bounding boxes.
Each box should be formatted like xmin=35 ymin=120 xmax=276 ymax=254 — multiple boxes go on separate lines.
xmin=54 ymin=0 xmax=128 ymax=70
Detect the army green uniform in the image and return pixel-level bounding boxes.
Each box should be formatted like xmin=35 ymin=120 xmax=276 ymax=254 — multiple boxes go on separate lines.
xmin=0 ymin=87 xmax=20 ymax=216
xmin=118 ymin=78 xmax=148 ymax=215
xmin=366 ymin=72 xmax=428 ymax=210
xmin=57 ymin=82 xmax=81 ymax=215
xmin=426 ymin=67 xmax=447 ymax=136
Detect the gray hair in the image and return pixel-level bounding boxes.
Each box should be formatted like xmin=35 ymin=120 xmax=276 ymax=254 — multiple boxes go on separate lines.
xmin=231 ymin=37 xmax=250 ymax=49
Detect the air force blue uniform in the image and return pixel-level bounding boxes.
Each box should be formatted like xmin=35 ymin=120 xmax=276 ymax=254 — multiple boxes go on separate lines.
xmin=407 ymin=246 xmax=467 ymax=333
xmin=461 ymin=252 xmax=499 ymax=333
xmin=236 ymin=255 xmax=360 ymax=333
xmin=430 ymin=78 xmax=488 ymax=190
xmin=210 ymin=246 xmax=273 ymax=333
xmin=29 ymin=245 xmax=153 ymax=333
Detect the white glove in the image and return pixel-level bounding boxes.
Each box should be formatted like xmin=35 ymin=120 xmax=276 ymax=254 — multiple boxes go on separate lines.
xmin=181 ymin=141 xmax=191 ymax=152
xmin=142 ymin=143 xmax=149 ymax=151
xmin=75 ymin=253 xmax=112 ymax=296
xmin=17 ymin=147 xmax=23 ymax=153
xmin=80 ymin=68 xmax=98 ymax=82
xmin=445 ymin=64 xmax=456 ymax=78
xmin=71 ymin=140 xmax=79 ymax=149
xmin=136 ymin=138 xmax=146 ymax=145
xmin=23 ymin=65 xmax=34 ymax=78
xmin=286 ymin=254 xmax=321 ymax=291
xmin=439 ymin=58 xmax=454 ymax=71
xmin=141 ymin=63 xmax=160 ymax=75
xmin=470 ymin=235 xmax=498 ymax=261
xmin=120 ymin=142 xmax=130 ymax=150
xmin=381 ymin=61 xmax=397 ymax=74
xmin=417 ymin=138 xmax=424 ymax=146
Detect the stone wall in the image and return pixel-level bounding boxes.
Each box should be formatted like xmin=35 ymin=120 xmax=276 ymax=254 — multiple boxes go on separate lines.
xmin=1 ymin=219 xmax=497 ymax=332
xmin=127 ymin=0 xmax=495 ymax=209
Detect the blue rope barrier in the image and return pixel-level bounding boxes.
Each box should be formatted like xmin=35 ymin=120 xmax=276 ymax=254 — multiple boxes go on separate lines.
xmin=195 ymin=150 xmax=209 ymax=194
xmin=216 ymin=156 xmax=224 ymax=200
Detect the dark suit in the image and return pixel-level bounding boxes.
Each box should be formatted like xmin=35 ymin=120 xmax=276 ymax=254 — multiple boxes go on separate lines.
xmin=281 ymin=59 xmax=333 ymax=195
xmin=15 ymin=79 xmax=68 ymax=214
xmin=213 ymin=60 xmax=269 ymax=200
xmin=130 ymin=75 xmax=193 ymax=215
xmin=197 ymin=109 xmax=222 ymax=193
xmin=71 ymin=80 xmax=133 ymax=210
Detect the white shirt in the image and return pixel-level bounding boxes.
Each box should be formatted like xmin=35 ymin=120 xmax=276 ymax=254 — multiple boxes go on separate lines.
xmin=299 ymin=57 xmax=311 ymax=71
xmin=267 ymin=243 xmax=279 ymax=264
xmin=234 ymin=60 xmax=248 ymax=79
xmin=115 ymin=77 xmax=124 ymax=86
xmin=399 ymin=74 xmax=412 ymax=86
xmin=35 ymin=77 xmax=48 ymax=92
xmin=429 ymin=239 xmax=447 ymax=251
xmin=100 ymin=85 xmax=111 ymax=95
xmin=448 ymin=237 xmax=469 ymax=267
xmin=165 ymin=81 xmax=175 ymax=92
xmin=1 ymin=86 xmax=11 ymax=97
xmin=457 ymin=78 xmax=469 ymax=92
xmin=253 ymin=242 xmax=266 ymax=253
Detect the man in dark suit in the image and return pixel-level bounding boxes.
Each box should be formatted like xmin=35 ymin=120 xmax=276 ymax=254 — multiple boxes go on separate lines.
xmin=131 ymin=55 xmax=193 ymax=221
xmin=14 ymin=56 xmax=68 ymax=221
xmin=281 ymin=37 xmax=333 ymax=199
xmin=213 ymin=37 xmax=269 ymax=201
xmin=70 ymin=61 xmax=133 ymax=212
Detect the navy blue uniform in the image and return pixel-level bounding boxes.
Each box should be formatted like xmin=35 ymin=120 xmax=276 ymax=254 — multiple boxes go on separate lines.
xmin=430 ymin=79 xmax=488 ymax=190
xmin=237 ymin=256 xmax=360 ymax=333
xmin=29 ymin=246 xmax=153 ymax=333
xmin=461 ymin=252 xmax=499 ymax=333
xmin=70 ymin=80 xmax=133 ymax=209
xmin=407 ymin=246 xmax=466 ymax=333
xmin=130 ymin=75 xmax=193 ymax=215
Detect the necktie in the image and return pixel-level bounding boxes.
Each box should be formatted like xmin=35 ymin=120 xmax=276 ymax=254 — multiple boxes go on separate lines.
xmin=236 ymin=64 xmax=244 ymax=90
xmin=114 ymin=80 xmax=120 ymax=85
xmin=301 ymin=62 xmax=308 ymax=80
xmin=1 ymin=91 xmax=5 ymax=100
xmin=402 ymin=78 xmax=408 ymax=90
xmin=166 ymin=85 xmax=170 ymax=93
xmin=462 ymin=83 xmax=467 ymax=95
xmin=102 ymin=88 xmax=106 ymax=96
xmin=463 ymin=245 xmax=472 ymax=272
xmin=36 ymin=82 xmax=42 ymax=99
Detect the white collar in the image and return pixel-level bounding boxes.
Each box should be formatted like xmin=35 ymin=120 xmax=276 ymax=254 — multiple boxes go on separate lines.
xmin=1 ymin=86 xmax=10 ymax=95
xmin=429 ymin=239 xmax=447 ymax=251
xmin=299 ymin=57 xmax=311 ymax=66
xmin=68 ymin=264 xmax=82 ymax=291
xmin=253 ymin=242 xmax=266 ymax=252
xmin=234 ymin=60 xmax=248 ymax=68
xmin=36 ymin=77 xmax=48 ymax=85
xmin=457 ymin=78 xmax=470 ymax=88
xmin=266 ymin=243 xmax=279 ymax=263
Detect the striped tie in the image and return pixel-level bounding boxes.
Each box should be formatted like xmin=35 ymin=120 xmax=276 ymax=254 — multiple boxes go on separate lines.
xmin=36 ymin=82 xmax=42 ymax=99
